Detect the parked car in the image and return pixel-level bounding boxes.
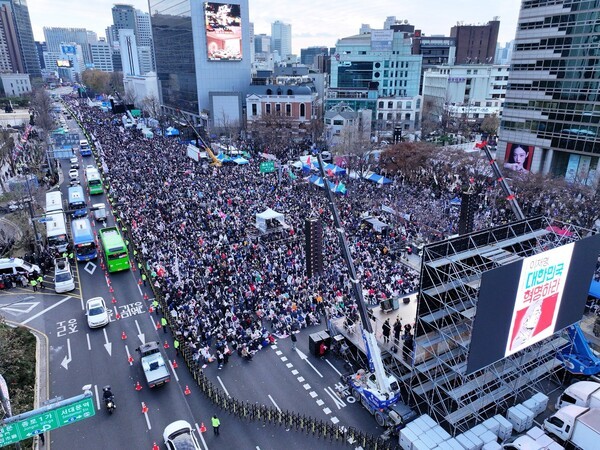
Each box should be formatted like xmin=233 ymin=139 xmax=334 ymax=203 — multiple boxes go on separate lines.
xmin=54 ymin=258 xmax=75 ymax=293
xmin=86 ymin=297 xmax=109 ymax=328
xmin=69 ymin=168 xmax=79 ymax=181
xmin=163 ymin=421 xmax=201 ymax=450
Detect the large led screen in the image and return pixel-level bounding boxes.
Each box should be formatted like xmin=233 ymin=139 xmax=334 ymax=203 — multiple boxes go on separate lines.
xmin=504 ymin=143 xmax=534 ymax=174
xmin=467 ymin=234 xmax=600 ymax=374
xmin=204 ymin=2 xmax=242 ymax=61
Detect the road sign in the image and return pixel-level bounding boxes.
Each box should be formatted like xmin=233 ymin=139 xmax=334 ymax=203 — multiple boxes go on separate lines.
xmin=259 ymin=161 xmax=275 ymax=173
xmin=0 ymin=396 xmax=94 ymax=446
xmin=37 ymin=217 xmax=52 ymax=224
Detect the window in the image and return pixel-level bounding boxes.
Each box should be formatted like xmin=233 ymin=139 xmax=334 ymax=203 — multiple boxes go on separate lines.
xmin=275 ymin=104 xmax=281 ymax=114
xmin=387 ymin=113 xmax=393 ymax=120
xmin=287 ymin=89 xmax=293 ymax=95
xmin=251 ymin=104 xmax=257 ymax=116
xmin=378 ymin=101 xmax=384 ymax=108
xmin=300 ymin=104 xmax=306 ymax=117
xmin=378 ymin=113 xmax=383 ymax=120
xmin=406 ymin=102 xmax=412 ymax=109
xmin=405 ymin=113 xmax=411 ymax=120
xmin=333 ymin=119 xmax=344 ymax=125
xmin=388 ymin=101 xmax=393 ymax=108
xmin=266 ymin=104 xmax=271 ymax=114
xmin=285 ymin=104 xmax=291 ymax=116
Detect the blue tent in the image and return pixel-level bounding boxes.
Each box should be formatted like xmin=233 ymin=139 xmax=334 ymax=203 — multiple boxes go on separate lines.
xmin=165 ymin=126 xmax=180 ymax=136
xmin=312 ymin=161 xmax=346 ymax=176
xmin=590 ymin=280 xmax=600 ymax=299
xmin=450 ymin=197 xmax=462 ymax=206
xmin=364 ymin=172 xmax=392 ymax=184
xmin=308 ymin=175 xmax=346 ymax=194
xmin=233 ymin=157 xmax=249 ymax=165
xmin=216 ymin=153 xmax=233 ymax=163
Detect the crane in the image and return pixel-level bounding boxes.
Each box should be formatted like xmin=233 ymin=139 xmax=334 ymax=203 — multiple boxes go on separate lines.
xmin=175 ymin=110 xmax=221 ymax=167
xmin=315 ymin=153 xmax=416 ymax=430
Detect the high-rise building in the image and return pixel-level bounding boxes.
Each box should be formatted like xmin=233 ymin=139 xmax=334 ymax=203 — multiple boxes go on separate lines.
xmin=111 ymin=5 xmax=155 ymax=73
xmin=35 ymin=40 xmax=46 ymax=70
xmin=87 ymin=31 xmax=98 ymax=45
xmin=90 ymin=41 xmax=114 ymax=72
xmin=0 ymin=0 xmax=40 ymax=77
xmin=450 ymin=20 xmax=499 ymax=64
xmin=149 ymin=0 xmax=251 ymax=127
xmin=499 ymin=1 xmax=600 ymax=185
xmin=44 ymin=27 xmax=92 ymax=65
xmin=300 ymin=46 xmax=328 ymax=67
xmin=494 ymin=41 xmax=514 ymax=65
xmin=271 ymin=20 xmax=291 ymax=58
xmin=119 ymin=29 xmax=140 ymax=76
xmin=112 ymin=4 xmax=136 ymax=40
xmin=254 ymin=33 xmax=270 ymax=54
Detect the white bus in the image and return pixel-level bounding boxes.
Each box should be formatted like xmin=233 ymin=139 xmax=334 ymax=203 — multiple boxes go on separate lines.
xmin=46 ymin=212 xmax=69 ymax=253
xmin=45 ymin=191 xmax=63 ymax=214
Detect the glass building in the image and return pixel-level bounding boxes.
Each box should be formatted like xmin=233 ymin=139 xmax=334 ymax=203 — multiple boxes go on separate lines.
xmin=499 ymin=0 xmax=600 ymax=185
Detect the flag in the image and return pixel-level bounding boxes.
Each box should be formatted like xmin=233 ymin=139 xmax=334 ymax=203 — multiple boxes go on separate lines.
xmin=288 ymin=170 xmax=297 ymax=180
xmin=306 ymin=156 xmax=311 ymax=166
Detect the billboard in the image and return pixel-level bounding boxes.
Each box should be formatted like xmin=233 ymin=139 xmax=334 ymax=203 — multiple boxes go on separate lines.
xmin=60 ymin=44 xmax=76 ymax=55
xmin=467 ymin=234 xmax=600 ymax=374
xmin=371 ymin=29 xmax=394 ymax=51
xmin=504 ymin=143 xmax=534 ymax=174
xmin=56 ymin=60 xmax=72 ymax=68
xmin=204 ymin=2 xmax=242 ymax=61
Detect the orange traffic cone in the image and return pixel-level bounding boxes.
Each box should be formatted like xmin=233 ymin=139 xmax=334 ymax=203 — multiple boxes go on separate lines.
xmin=164 ymin=341 xmax=169 ymax=349
xmin=141 ymin=402 xmax=148 ymax=414
xmin=109 ymin=286 xmax=114 ymax=293
xmin=152 ymin=443 xmax=159 ymax=450
xmin=115 ymin=312 xmax=121 ymax=320
xmin=138 ymin=279 xmax=142 ymax=286
xmin=184 ymin=385 xmax=191 ymax=396
xmin=199 ymin=422 xmax=206 ymax=433
xmin=128 ymin=355 xmax=134 ymax=364
xmin=172 ymin=360 xmax=178 ymax=369
xmin=156 ymin=321 xmax=161 ymax=329
xmin=121 ymin=331 xmax=127 ymax=340
xmin=144 ymin=293 xmax=149 ymax=300
xmin=111 ymin=296 xmax=117 ymax=304
xmin=135 ymin=381 xmax=142 ymax=391
xmin=149 ymin=306 xmax=154 ymax=313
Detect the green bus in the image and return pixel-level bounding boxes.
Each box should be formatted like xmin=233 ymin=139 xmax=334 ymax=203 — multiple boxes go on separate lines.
xmin=86 ymin=166 xmax=103 ymax=195
xmin=98 ymin=227 xmax=130 ymax=272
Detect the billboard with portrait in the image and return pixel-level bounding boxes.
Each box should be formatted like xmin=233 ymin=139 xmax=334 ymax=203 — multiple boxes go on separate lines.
xmin=204 ymin=2 xmax=242 ymax=61
xmin=466 ymin=234 xmax=600 ymax=374
xmin=504 ymin=143 xmax=534 ymax=173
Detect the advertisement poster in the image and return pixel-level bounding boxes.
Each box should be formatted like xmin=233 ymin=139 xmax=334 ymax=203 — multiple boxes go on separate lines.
xmin=370 ymin=29 xmax=394 ymax=51
xmin=504 ymin=143 xmax=534 ymax=173
xmin=505 ymin=244 xmax=574 ymax=356
xmin=204 ymin=2 xmax=242 ymax=61
xmin=565 ymin=154 xmax=580 ymax=183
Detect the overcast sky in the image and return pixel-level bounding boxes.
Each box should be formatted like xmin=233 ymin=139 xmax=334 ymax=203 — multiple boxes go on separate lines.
xmin=28 ymin=0 xmax=522 ymax=53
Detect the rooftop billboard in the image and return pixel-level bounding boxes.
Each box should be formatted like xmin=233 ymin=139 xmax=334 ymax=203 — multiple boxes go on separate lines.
xmin=204 ymin=2 xmax=242 ymax=61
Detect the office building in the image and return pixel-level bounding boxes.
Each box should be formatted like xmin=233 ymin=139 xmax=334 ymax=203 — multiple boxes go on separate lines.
xmin=0 ymin=72 xmax=30 ymax=96
xmin=119 ymin=29 xmax=140 ymax=76
xmin=300 ymin=46 xmax=328 ymax=67
xmin=34 ymin=40 xmax=46 ymax=70
xmin=90 ymin=41 xmax=114 ymax=72
xmin=254 ymin=33 xmax=270 ymax=53
xmin=43 ymin=27 xmax=92 ymax=65
xmin=0 ymin=0 xmax=40 ymax=77
xmin=112 ymin=4 xmax=136 ymax=40
xmin=499 ymin=0 xmax=600 ymax=184
xmin=149 ymin=0 xmax=251 ymax=128
xmin=42 ymin=51 xmax=60 ymax=72
xmin=271 ymin=20 xmax=291 ymax=58
xmin=495 ymin=41 xmax=514 ymax=65
xmin=450 ymin=20 xmax=499 ymax=64
xmin=87 ymin=31 xmax=98 ymax=45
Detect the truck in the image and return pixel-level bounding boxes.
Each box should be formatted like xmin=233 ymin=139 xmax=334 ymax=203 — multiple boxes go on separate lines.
xmin=556 ymin=381 xmax=600 ymax=410
xmin=502 ymin=434 xmax=563 ymax=450
xmin=543 ymin=405 xmax=600 ymax=449
xmin=136 ymin=341 xmax=170 ymax=388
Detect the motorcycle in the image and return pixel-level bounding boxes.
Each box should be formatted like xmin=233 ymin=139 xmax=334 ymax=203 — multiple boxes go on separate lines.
xmin=103 ymin=386 xmax=116 ymax=414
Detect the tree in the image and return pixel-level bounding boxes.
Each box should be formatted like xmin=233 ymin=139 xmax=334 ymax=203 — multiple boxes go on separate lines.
xmin=81 ymin=70 xmax=111 ymax=94
xmin=29 ymin=89 xmax=54 ymax=174
xmin=480 ymin=113 xmax=500 ymax=137
xmin=380 ymin=141 xmax=436 ymax=178
xmin=248 ymin=113 xmax=296 ymax=159
xmin=140 ymin=95 xmax=161 ymax=119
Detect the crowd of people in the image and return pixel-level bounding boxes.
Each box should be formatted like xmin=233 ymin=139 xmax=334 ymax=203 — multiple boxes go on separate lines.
xmin=67 ymin=97 xmax=600 ymax=369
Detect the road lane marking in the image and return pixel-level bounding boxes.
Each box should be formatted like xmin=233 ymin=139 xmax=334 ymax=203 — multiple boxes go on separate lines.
xmin=60 ymin=338 xmax=72 ymax=370
xmin=216 ymin=376 xmax=231 ymax=397
xmin=324 ymin=387 xmax=346 ymax=409
xmin=286 ymin=363 xmax=293 ymax=368
xmin=296 ymin=348 xmax=323 ymax=378
xmin=137 ymin=284 xmax=142 ymax=296
xmin=169 ymin=360 xmax=179 ymax=382
xmin=325 ymin=359 xmax=342 ymax=377
xmin=323 ymin=407 xmax=331 ymax=415
xmin=94 ymin=384 xmax=100 ymax=410
xmin=102 ymin=328 xmax=112 ymax=356
xmin=316 ymin=399 xmax=324 ymax=406
xmin=303 ymin=383 xmax=311 ymax=390
xmin=297 ymin=376 xmax=304 ymax=382
xmin=150 ymin=314 xmax=158 ymax=330
xmin=22 ymin=296 xmax=72 ymax=325
xmin=86 ymin=333 xmax=91 ymax=351
xmin=125 ymin=345 xmax=133 ymax=366
xmin=135 ymin=319 xmax=145 ymax=344
xmin=142 ymin=402 xmax=151 ymax=430
xmin=331 ymin=417 xmax=339 ymax=424
xmin=80 ymin=296 xmax=84 ymax=311
xmin=268 ymin=394 xmax=281 ymax=412
xmin=195 ymin=423 xmax=209 ymax=450
xmin=309 ymin=391 xmax=318 ymax=398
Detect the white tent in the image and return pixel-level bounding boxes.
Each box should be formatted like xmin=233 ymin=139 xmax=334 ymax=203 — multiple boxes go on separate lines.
xmin=255 ymin=208 xmax=287 ymax=233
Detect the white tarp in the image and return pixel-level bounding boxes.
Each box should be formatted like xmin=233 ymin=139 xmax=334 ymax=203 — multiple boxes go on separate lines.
xmin=256 ymin=208 xmax=287 ymax=233
xmin=363 ymin=217 xmax=389 ymax=232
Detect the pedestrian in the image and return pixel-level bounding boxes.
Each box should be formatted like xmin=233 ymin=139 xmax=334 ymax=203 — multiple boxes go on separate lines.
xmin=152 ymin=299 xmax=159 ymax=315
xmin=38 ymin=432 xmax=45 ymax=445
xmin=290 ymin=330 xmax=297 ymax=350
xmin=142 ymin=273 xmax=147 ymax=286
xmin=393 ymin=317 xmax=402 ymax=346
xmin=211 ymin=415 xmax=220 ymax=436
xmin=382 ymin=318 xmax=391 ymax=344
xmin=37 ymin=274 xmax=44 ymax=291
xmin=174 ymin=338 xmax=180 ymax=356
xmin=30 ymin=278 xmax=37 ymax=292
xmin=161 ymin=316 xmax=167 ymax=333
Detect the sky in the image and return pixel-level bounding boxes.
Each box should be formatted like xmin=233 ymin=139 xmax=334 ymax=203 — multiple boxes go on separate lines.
xmin=27 ymin=0 xmax=522 ymax=54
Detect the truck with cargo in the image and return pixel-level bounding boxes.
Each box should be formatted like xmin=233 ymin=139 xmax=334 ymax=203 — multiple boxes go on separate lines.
xmin=555 ymin=381 xmax=600 ymax=410
xmin=502 ymin=434 xmax=563 ymax=450
xmin=543 ymin=405 xmax=600 ymax=449
xmin=136 ymin=341 xmax=170 ymax=388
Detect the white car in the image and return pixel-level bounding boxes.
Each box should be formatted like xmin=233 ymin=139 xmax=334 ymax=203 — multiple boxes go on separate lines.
xmin=163 ymin=420 xmax=201 ymax=450
xmin=54 ymin=258 xmax=75 ymax=293
xmin=69 ymin=168 xmax=79 ymax=181
xmin=86 ymin=297 xmax=109 ymax=328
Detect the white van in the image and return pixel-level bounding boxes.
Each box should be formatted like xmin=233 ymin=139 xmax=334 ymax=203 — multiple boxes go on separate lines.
xmin=0 ymin=258 xmax=41 ymax=276
xmin=54 ymin=258 xmax=75 ymax=293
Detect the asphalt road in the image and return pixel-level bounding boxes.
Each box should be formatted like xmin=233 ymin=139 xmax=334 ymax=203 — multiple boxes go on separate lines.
xmin=0 ymin=117 xmax=384 ymax=449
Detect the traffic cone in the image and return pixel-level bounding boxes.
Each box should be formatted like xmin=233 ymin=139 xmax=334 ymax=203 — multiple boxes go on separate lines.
xmin=141 ymin=402 xmax=148 ymax=413
xmin=109 ymin=286 xmax=114 ymax=293
xmin=152 ymin=443 xmax=159 ymax=450
xmin=111 ymin=297 xmax=117 ymax=304
xmin=121 ymin=331 xmax=127 ymax=340
xmin=144 ymin=293 xmax=149 ymax=300
xmin=115 ymin=312 xmax=121 ymax=320
xmin=128 ymin=355 xmax=134 ymax=364
xmin=199 ymin=422 xmax=206 ymax=433
xmin=135 ymin=381 xmax=142 ymax=391
xmin=156 ymin=321 xmax=161 ymax=329
xmin=184 ymin=385 xmax=191 ymax=396
xmin=164 ymin=341 xmax=169 ymax=349
xmin=172 ymin=360 xmax=178 ymax=369
xmin=149 ymin=306 xmax=153 ymax=313
xmin=138 ymin=279 xmax=142 ymax=286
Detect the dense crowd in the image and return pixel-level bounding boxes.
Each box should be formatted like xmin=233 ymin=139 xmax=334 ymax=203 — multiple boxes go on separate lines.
xmin=68 ymin=98 xmax=600 ymax=368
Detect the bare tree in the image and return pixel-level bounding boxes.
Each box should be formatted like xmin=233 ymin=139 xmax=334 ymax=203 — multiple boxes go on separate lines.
xmin=480 ymin=113 xmax=500 ymax=137
xmin=140 ymin=95 xmax=161 ymax=119
xmin=380 ymin=141 xmax=436 ymax=178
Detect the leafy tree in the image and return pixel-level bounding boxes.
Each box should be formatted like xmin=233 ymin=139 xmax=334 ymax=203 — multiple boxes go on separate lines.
xmin=480 ymin=113 xmax=500 ymax=136
xmin=81 ymin=70 xmax=111 ymax=94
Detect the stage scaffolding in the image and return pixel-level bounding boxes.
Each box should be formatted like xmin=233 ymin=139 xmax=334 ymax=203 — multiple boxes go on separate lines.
xmin=391 ymin=216 xmax=592 ymax=433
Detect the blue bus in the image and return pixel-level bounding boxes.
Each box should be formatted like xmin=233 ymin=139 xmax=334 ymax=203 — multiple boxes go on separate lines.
xmin=68 ymin=185 xmax=87 ymax=218
xmin=79 ymin=139 xmax=92 ymax=156
xmin=71 ymin=218 xmax=97 ymax=261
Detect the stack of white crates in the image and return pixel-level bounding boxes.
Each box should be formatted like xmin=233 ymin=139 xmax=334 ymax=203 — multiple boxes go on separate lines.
xmin=525 ymin=426 xmax=564 ymax=450
xmin=399 ymin=414 xmax=452 ymax=449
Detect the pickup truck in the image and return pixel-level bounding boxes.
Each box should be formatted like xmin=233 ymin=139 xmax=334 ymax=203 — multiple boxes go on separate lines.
xmin=137 ymin=341 xmax=170 ymax=388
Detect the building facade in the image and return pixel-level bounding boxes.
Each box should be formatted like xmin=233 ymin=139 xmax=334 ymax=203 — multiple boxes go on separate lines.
xmin=271 ymin=20 xmax=291 ymax=58
xmin=90 ymin=41 xmax=114 ymax=72
xmin=324 ymin=103 xmax=372 ymax=146
xmin=0 ymin=0 xmax=40 ymax=77
xmin=300 ymin=46 xmax=328 ymax=67
xmin=0 ymin=72 xmax=30 ymax=96
xmin=375 ymin=95 xmax=422 ymax=138
xmin=450 ymin=20 xmax=500 ymax=64
xmin=43 ymin=27 xmax=92 ymax=65
xmin=499 ymin=0 xmax=600 ymax=184
xmin=150 ymin=0 xmax=251 ymax=127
